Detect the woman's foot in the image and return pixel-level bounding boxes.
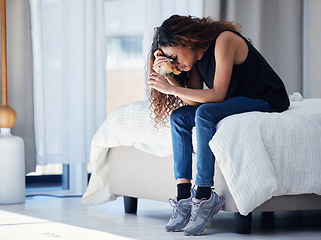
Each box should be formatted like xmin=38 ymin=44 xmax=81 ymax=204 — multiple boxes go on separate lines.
xmin=165 ymin=188 xmax=196 ymax=232
xmin=184 ymin=191 xmax=224 ymax=236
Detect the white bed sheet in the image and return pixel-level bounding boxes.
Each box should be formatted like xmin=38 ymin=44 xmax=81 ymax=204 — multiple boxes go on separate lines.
xmin=81 ymin=97 xmax=321 ymax=215
xmin=210 ymin=98 xmax=321 ymax=215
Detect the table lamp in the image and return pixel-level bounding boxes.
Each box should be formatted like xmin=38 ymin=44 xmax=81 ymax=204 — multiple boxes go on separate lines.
xmin=0 ymin=0 xmax=25 ymax=204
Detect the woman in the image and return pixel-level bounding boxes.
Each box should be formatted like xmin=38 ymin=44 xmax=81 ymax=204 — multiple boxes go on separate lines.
xmin=147 ymin=15 xmax=289 ymax=236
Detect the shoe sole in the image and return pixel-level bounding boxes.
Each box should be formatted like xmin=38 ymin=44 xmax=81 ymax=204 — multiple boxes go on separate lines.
xmin=165 ymin=228 xmax=183 ymax=232
xmin=184 ymin=198 xmax=225 ymax=236
xmin=165 ymin=225 xmax=186 ymax=232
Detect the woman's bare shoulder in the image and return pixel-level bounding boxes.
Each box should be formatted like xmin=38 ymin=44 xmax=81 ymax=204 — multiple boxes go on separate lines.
xmin=216 ymin=31 xmax=241 ymax=45
xmin=216 ymin=31 xmax=248 ymax=64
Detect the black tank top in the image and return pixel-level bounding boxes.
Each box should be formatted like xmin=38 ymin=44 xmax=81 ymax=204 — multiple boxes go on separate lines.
xmin=195 ymin=30 xmax=290 ymax=112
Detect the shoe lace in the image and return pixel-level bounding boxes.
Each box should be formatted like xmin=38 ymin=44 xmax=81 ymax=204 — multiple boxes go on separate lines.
xmin=190 ymin=198 xmax=206 ymax=221
xmin=168 ymin=198 xmax=180 ymax=219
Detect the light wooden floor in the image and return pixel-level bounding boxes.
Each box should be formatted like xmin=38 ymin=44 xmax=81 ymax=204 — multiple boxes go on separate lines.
xmin=0 ymin=195 xmax=321 ymax=240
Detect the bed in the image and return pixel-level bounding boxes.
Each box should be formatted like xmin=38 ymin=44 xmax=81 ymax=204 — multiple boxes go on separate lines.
xmin=81 ymin=93 xmax=321 ymax=233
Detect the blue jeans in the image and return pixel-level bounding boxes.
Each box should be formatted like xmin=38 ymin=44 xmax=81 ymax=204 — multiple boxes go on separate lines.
xmin=170 ymin=96 xmax=274 ymax=187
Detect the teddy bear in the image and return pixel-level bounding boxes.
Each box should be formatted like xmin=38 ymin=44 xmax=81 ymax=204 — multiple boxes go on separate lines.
xmin=155 ymin=60 xmax=181 ymax=77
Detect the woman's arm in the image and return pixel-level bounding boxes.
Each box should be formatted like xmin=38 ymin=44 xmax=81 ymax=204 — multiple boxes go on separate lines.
xmin=149 ymin=32 xmax=241 ymax=103
xmin=166 ymin=66 xmax=203 ymax=106
xmin=172 ymin=32 xmax=237 ymax=103
xmin=151 ymin=49 xmax=203 ymax=106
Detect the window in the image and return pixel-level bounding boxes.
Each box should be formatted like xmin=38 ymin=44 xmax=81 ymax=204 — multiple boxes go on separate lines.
xmin=105 ymin=0 xmax=146 ymax=115
xmin=26 ymin=0 xmax=203 ymax=194
xmin=26 ymin=0 xmax=147 ymax=192
xmin=26 ymin=164 xmax=68 ymax=191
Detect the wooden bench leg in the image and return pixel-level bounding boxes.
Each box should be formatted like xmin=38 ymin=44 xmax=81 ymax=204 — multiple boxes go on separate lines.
xmin=235 ymin=212 xmax=252 ymax=234
xmin=123 ymin=196 xmax=138 ymax=214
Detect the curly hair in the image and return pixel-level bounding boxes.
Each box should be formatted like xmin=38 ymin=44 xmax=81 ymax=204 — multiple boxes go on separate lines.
xmin=146 ymin=15 xmax=241 ymax=126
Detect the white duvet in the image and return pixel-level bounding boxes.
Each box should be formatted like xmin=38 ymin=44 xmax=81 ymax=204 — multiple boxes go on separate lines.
xmin=82 ymin=96 xmax=321 ymax=215
xmin=81 ymin=101 xmax=172 ymax=205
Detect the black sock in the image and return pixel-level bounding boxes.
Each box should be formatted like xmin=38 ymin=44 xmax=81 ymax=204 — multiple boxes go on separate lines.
xmin=196 ymin=186 xmax=212 ymax=200
xmin=177 ymin=183 xmax=192 ymax=201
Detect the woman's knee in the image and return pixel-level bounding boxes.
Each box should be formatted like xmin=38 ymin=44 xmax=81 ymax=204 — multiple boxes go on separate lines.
xmin=195 ymin=104 xmax=213 ymax=123
xmin=170 ymin=106 xmax=196 ymax=128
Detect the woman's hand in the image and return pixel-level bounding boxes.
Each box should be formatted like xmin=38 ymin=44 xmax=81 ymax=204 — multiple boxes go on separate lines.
xmin=165 ymin=74 xmax=179 ymax=86
xmin=152 ymin=49 xmax=169 ymax=72
xmin=148 ymin=73 xmax=174 ymax=95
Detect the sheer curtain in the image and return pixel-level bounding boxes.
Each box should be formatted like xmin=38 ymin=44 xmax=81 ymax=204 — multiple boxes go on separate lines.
xmin=29 ymin=0 xmax=106 ymax=165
